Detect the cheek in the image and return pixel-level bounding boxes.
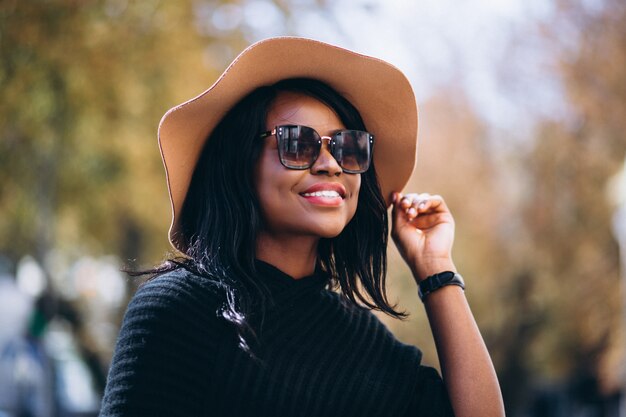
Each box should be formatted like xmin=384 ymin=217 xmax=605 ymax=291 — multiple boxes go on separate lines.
xmin=254 ymin=152 xmax=301 ymax=210
xmin=255 ymin=151 xmax=280 ymax=194
xmin=347 ymin=175 xmax=362 ymax=217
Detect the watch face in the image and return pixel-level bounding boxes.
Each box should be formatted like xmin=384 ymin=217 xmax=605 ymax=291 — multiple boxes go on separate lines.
xmin=438 ymin=271 xmax=456 ymax=281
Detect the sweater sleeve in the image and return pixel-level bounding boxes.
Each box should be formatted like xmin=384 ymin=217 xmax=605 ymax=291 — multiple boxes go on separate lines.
xmin=99 ymin=270 xmax=224 ymax=417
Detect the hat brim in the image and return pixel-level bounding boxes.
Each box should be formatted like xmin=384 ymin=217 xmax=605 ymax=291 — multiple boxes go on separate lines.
xmin=158 ymin=37 xmax=418 ymax=251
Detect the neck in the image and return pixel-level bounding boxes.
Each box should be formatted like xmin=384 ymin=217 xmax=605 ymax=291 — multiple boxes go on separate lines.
xmin=255 ymin=232 xmax=319 ymax=279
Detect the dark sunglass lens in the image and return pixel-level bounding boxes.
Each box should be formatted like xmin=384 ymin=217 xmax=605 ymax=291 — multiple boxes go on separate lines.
xmin=278 ymin=126 xmax=320 ymax=168
xmin=334 ymin=131 xmax=371 ymax=173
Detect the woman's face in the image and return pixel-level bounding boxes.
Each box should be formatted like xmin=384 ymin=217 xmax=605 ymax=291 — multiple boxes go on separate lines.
xmin=254 ymin=91 xmax=361 ymax=241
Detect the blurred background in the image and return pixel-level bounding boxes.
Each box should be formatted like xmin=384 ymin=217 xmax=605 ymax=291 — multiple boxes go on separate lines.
xmin=0 ymin=0 xmax=624 ymax=415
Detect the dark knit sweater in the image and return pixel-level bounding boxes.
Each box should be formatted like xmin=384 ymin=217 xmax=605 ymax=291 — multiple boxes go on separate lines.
xmin=100 ymin=261 xmax=453 ymax=416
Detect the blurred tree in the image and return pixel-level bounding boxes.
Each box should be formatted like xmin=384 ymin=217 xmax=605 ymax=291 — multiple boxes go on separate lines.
xmin=492 ymin=0 xmax=626 ymax=413
xmin=382 ymin=1 xmax=626 ymax=414
xmin=0 ymin=0 xmax=230 ymax=269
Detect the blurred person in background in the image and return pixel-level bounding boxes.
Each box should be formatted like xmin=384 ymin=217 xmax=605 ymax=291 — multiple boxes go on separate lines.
xmin=99 ymin=37 xmax=504 ymax=417
xmin=0 ymin=268 xmax=55 ymax=417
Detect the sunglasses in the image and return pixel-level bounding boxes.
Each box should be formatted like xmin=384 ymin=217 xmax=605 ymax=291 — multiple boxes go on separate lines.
xmin=259 ymin=125 xmax=374 ymax=174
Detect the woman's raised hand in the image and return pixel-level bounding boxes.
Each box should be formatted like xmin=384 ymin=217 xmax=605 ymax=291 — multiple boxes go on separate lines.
xmin=390 ymin=192 xmax=457 ymax=282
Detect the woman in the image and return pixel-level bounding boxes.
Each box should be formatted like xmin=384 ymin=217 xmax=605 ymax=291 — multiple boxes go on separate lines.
xmin=100 ymin=38 xmax=504 ymax=416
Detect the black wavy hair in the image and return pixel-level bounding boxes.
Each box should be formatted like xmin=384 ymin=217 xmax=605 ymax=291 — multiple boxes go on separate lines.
xmin=149 ymin=78 xmax=405 ymax=354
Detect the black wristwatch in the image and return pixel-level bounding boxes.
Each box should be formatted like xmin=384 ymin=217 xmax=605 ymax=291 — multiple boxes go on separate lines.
xmin=418 ymin=271 xmax=465 ymax=302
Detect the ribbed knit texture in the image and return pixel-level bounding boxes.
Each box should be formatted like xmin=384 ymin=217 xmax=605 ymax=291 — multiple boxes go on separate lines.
xmin=100 ymin=261 xmax=453 ymax=416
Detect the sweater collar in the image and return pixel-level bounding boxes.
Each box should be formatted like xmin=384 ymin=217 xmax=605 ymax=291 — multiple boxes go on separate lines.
xmin=254 ymin=260 xmax=330 ymax=297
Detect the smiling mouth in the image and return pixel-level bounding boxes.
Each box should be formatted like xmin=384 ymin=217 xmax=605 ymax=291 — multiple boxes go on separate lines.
xmin=300 ymin=190 xmax=343 ymax=199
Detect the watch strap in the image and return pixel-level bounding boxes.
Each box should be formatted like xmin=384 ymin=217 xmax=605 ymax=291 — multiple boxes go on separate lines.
xmin=418 ymin=271 xmax=465 ymax=301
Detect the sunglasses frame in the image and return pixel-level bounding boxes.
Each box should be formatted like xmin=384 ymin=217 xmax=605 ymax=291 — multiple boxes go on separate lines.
xmin=259 ymin=124 xmax=374 ymax=174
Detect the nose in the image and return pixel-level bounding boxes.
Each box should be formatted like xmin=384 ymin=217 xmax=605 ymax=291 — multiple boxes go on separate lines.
xmin=310 ymin=137 xmax=342 ymax=176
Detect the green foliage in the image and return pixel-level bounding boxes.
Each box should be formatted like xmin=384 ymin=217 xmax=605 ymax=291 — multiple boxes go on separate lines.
xmin=0 ymin=0 xmax=227 ymax=264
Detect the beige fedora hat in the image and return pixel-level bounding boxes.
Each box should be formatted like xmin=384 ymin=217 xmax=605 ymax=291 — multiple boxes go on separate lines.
xmin=158 ymin=37 xmax=418 ymax=250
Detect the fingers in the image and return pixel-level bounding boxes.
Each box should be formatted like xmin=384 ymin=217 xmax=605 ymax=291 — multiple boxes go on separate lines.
xmin=393 ymin=192 xmax=446 ymax=221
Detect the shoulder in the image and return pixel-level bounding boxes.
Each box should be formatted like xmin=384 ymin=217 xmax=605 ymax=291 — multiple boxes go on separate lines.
xmin=135 ymin=266 xmax=224 ymax=298
xmin=131 ymin=268 xmax=224 ymax=311
xmin=121 ymin=268 xmax=228 ymax=338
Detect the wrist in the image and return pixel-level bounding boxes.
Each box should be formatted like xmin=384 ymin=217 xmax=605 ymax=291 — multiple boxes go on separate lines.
xmin=411 ymin=258 xmax=457 ymax=283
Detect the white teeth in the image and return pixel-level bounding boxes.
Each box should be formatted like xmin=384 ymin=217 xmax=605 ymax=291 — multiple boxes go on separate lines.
xmin=302 ymin=191 xmax=341 ymax=198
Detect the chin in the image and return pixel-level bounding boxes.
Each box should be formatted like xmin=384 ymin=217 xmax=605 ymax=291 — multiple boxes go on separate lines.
xmin=316 ymin=229 xmax=345 ymax=239
xmin=308 ymin=220 xmax=350 ymax=239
